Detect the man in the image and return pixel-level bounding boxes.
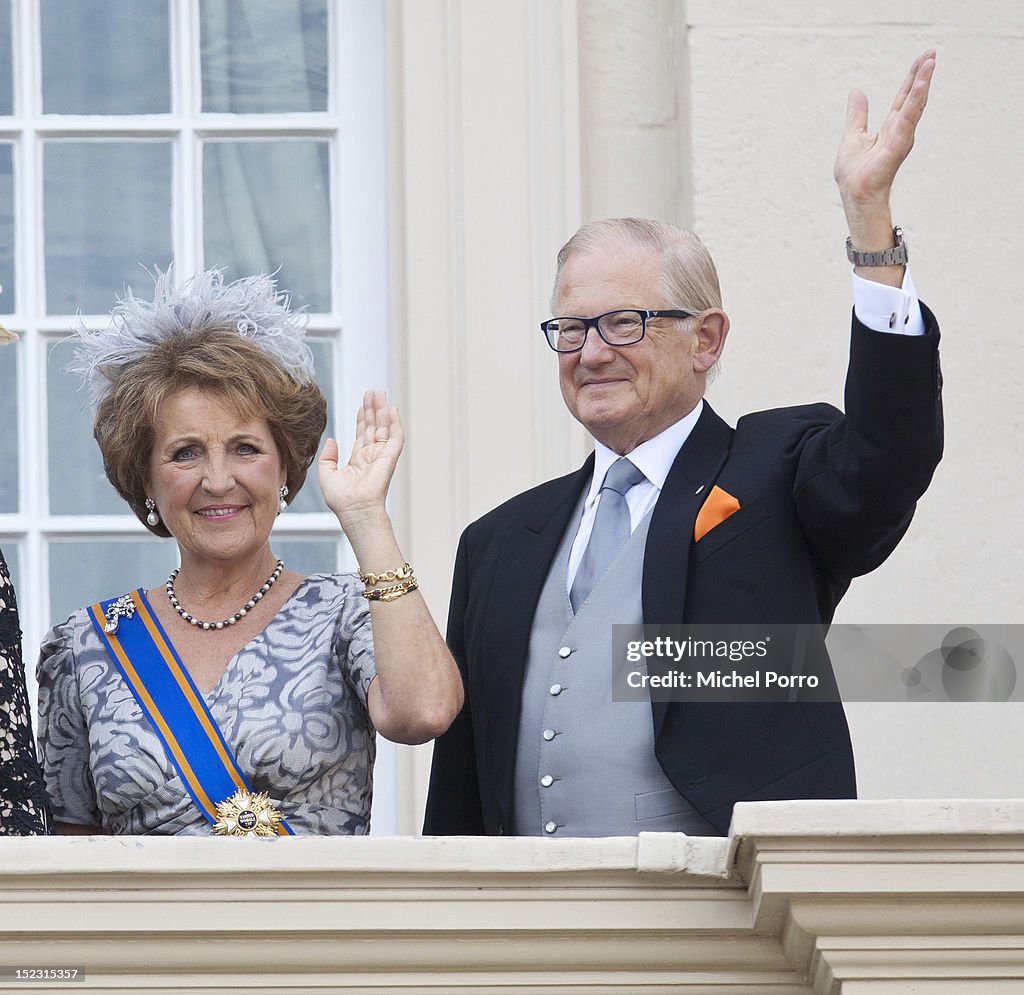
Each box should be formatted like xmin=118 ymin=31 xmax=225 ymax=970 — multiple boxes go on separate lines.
xmin=424 ymin=53 xmax=942 ymax=837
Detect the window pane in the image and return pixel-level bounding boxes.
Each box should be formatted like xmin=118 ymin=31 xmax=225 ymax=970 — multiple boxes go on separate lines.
xmin=44 ymin=141 xmax=172 ymax=315
xmin=0 ymin=344 xmax=15 ymax=512
xmin=200 ymin=0 xmax=328 ymax=113
xmin=272 ymin=539 xmax=339 ymax=578
xmin=48 ymin=540 xmax=179 ymax=627
xmin=40 ymin=0 xmax=170 ymax=115
xmin=0 ymin=0 xmax=11 ymax=115
xmin=288 ymin=339 xmax=332 ymax=514
xmin=0 ymin=142 xmax=13 ymax=312
xmin=204 ymin=140 xmax=330 ymax=312
xmin=47 ymin=339 xmax=122 ymax=515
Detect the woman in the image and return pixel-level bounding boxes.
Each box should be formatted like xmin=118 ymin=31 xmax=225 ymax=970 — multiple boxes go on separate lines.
xmin=1 ymin=547 xmax=50 ymax=835
xmin=36 ymin=270 xmax=462 ymax=835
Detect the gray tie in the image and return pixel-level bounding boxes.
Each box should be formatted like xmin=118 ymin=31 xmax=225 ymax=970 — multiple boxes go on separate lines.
xmin=570 ymin=457 xmax=646 ymax=612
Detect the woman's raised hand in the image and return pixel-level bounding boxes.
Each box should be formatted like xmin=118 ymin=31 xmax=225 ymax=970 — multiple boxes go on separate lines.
xmin=318 ymin=389 xmax=404 ymax=533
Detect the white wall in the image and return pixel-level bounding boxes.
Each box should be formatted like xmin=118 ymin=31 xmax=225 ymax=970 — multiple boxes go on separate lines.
xmin=681 ymin=1 xmax=1024 ymax=800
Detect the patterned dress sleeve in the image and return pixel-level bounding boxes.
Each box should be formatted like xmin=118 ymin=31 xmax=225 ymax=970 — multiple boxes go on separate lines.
xmin=36 ymin=612 xmax=102 ymax=827
xmin=331 ymin=576 xmax=378 ymax=711
xmin=0 ymin=548 xmax=51 ymax=835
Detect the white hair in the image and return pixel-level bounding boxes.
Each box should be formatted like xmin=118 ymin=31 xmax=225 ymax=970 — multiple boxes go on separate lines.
xmin=550 ymin=218 xmax=723 ymax=314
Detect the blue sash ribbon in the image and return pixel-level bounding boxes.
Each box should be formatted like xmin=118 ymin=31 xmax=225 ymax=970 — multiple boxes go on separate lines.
xmin=88 ymin=589 xmax=293 ymax=835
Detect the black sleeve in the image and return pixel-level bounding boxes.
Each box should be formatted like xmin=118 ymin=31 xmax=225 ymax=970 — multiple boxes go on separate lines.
xmin=790 ymin=306 xmax=943 ymax=582
xmin=423 ymin=531 xmax=485 ymax=834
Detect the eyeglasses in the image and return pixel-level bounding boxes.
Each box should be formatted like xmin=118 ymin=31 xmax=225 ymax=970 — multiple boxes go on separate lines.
xmin=540 ymin=309 xmax=697 ymax=353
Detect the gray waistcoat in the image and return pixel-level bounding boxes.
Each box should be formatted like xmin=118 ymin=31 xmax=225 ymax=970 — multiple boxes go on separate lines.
xmin=513 ymin=496 xmax=718 ymax=837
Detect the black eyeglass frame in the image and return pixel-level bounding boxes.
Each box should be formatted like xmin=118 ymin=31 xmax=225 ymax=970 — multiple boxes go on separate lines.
xmin=540 ymin=308 xmax=697 ymax=353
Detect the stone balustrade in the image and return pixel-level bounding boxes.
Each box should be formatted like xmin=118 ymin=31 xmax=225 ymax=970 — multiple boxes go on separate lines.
xmin=3 ymin=800 xmax=1024 ymax=992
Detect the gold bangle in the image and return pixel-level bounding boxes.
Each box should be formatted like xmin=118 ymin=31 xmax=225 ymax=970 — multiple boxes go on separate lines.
xmin=359 ymin=562 xmax=413 ymax=587
xmin=361 ymin=577 xmax=419 ymax=602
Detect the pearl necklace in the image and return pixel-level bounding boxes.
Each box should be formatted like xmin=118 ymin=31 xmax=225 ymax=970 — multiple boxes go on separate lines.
xmin=166 ymin=560 xmax=285 ymax=631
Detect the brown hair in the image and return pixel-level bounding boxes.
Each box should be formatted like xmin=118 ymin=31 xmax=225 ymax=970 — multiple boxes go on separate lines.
xmin=94 ymin=328 xmax=327 ymax=537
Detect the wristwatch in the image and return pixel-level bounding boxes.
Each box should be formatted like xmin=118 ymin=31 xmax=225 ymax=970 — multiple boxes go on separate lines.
xmin=845 ymin=226 xmax=908 ymax=266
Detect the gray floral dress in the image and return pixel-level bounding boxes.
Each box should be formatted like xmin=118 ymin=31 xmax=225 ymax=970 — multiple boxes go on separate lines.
xmin=36 ymin=573 xmax=377 ymax=835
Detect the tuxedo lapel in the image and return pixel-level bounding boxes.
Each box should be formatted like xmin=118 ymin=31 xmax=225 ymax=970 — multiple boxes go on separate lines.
xmin=642 ymin=404 xmax=734 ymax=738
xmin=642 ymin=403 xmax=734 ymax=623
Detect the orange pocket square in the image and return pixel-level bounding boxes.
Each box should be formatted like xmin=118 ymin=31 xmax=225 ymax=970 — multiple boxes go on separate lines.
xmin=693 ymin=485 xmax=741 ymax=542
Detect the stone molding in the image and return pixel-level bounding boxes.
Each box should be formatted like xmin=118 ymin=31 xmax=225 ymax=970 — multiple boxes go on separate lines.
xmin=4 ymin=801 xmax=1024 ymax=992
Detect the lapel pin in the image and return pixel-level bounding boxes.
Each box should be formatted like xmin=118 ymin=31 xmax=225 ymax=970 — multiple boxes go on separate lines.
xmin=694 ymin=484 xmax=705 ymax=495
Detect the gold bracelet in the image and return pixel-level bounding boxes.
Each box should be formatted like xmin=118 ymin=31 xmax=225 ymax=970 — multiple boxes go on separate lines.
xmin=359 ymin=562 xmax=414 ymax=587
xmin=361 ymin=577 xmax=419 ymax=602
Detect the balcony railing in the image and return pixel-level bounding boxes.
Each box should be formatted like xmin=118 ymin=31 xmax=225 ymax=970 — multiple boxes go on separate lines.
xmin=2 ymin=799 xmax=1024 ymax=992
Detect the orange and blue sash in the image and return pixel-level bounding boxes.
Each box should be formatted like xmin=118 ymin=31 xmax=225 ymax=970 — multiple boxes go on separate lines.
xmin=87 ymin=589 xmax=293 ymax=835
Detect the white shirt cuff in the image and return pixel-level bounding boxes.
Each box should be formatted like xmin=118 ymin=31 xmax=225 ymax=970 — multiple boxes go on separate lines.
xmin=851 ymin=266 xmax=925 ymax=336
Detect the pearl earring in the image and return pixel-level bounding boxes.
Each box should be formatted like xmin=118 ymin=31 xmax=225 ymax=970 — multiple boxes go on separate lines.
xmin=145 ymin=498 xmax=159 ymax=527
xmin=279 ymin=485 xmax=289 ymax=514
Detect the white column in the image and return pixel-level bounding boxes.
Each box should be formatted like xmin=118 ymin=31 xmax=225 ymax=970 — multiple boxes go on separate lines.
xmin=578 ymin=0 xmax=693 ymax=225
xmin=387 ymin=0 xmax=585 ymax=830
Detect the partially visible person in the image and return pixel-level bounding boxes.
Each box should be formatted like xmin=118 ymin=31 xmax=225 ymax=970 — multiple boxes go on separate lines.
xmin=2 ymin=316 xmax=51 ymax=835
xmin=1 ymin=545 xmax=51 ymax=835
xmin=37 ymin=271 xmax=462 ymax=836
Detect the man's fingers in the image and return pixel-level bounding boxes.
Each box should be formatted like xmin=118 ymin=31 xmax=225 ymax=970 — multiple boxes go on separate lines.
xmin=904 ymin=56 xmax=935 ymax=122
xmin=880 ymin=56 xmax=935 ymax=160
xmin=889 ymin=54 xmax=921 ymax=113
xmin=888 ymin=49 xmax=937 ymax=117
xmin=845 ymin=88 xmax=869 ymax=135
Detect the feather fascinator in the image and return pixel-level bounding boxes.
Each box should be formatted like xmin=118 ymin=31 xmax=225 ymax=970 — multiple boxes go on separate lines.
xmin=69 ymin=268 xmax=317 ymax=410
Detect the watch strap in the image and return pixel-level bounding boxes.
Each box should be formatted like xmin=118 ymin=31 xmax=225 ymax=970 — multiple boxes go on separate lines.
xmin=846 ymin=226 xmax=908 ymax=266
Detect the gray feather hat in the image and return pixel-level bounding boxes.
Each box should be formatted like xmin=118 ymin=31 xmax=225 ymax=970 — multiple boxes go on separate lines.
xmin=70 ymin=268 xmax=316 ymax=410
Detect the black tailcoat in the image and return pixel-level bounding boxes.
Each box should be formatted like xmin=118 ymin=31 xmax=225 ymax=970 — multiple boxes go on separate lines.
xmin=424 ymin=311 xmax=943 ymax=835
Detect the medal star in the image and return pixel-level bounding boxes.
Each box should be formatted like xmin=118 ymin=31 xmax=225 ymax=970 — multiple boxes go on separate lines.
xmin=212 ymin=790 xmax=284 ymax=837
